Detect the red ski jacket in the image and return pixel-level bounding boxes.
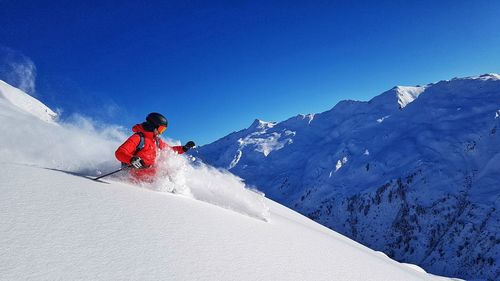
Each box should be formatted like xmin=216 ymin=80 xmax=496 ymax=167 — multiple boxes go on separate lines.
xmin=115 ymin=124 xmax=185 ymax=181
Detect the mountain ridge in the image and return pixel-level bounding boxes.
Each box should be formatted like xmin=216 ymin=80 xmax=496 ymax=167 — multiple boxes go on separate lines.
xmin=198 ymin=73 xmax=500 ymax=280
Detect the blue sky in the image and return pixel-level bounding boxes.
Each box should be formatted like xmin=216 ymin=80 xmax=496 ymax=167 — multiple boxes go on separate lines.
xmin=1 ymin=1 xmax=500 ymax=145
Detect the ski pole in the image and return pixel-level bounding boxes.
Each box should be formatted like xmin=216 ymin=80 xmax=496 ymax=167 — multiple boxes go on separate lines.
xmin=93 ymin=167 xmax=127 ymax=181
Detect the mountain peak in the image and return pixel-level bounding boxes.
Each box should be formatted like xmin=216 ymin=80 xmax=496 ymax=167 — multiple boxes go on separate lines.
xmin=369 ymin=85 xmax=427 ymax=111
xmin=393 ymin=85 xmax=427 ymax=109
xmin=249 ymin=119 xmax=276 ymax=130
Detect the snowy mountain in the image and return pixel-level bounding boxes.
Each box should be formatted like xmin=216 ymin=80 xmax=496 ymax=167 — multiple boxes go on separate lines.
xmin=0 ymin=80 xmax=459 ymax=280
xmin=198 ymin=74 xmax=500 ymax=281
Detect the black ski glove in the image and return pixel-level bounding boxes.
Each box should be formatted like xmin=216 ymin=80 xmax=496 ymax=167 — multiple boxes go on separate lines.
xmin=130 ymin=156 xmax=145 ymax=169
xmin=182 ymin=141 xmax=196 ymax=152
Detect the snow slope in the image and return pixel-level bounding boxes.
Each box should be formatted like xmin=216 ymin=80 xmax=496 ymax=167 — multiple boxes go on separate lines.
xmin=199 ymin=74 xmax=500 ymax=280
xmin=0 ymin=164 xmax=457 ymax=281
xmin=0 ymin=82 xmax=123 ymax=174
xmin=0 ymin=80 xmax=458 ymax=280
xmin=0 ymin=80 xmax=56 ymax=123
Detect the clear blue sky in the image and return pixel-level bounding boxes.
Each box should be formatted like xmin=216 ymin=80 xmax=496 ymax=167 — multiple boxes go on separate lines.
xmin=1 ymin=1 xmax=499 ymax=144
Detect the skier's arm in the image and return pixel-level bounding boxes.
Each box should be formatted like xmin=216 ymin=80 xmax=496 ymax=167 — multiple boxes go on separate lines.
xmin=158 ymin=138 xmax=187 ymax=154
xmin=171 ymin=145 xmax=186 ymax=154
xmin=172 ymin=141 xmax=196 ymax=154
xmin=115 ymin=134 xmax=141 ymax=164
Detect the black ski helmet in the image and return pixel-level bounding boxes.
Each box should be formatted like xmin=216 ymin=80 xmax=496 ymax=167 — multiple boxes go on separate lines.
xmin=146 ymin=112 xmax=168 ymax=128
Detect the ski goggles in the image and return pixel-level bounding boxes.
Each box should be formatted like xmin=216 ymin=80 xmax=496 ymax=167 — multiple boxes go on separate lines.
xmin=157 ymin=125 xmax=167 ymax=134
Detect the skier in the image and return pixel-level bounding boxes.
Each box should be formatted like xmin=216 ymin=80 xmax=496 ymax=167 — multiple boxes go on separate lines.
xmin=115 ymin=112 xmax=195 ymax=182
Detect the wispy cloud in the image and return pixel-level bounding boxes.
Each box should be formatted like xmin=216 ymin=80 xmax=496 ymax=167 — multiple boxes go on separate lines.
xmin=0 ymin=46 xmax=128 ymax=127
xmin=0 ymin=46 xmax=37 ymax=96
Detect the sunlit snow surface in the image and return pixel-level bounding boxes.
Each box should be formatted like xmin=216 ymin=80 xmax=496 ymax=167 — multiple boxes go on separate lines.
xmin=0 ymin=164 xmax=458 ymax=281
xmin=0 ymin=80 xmax=57 ymax=123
